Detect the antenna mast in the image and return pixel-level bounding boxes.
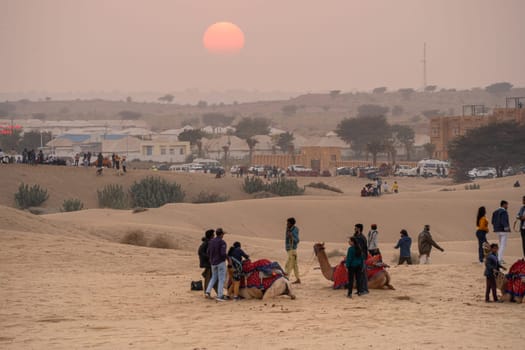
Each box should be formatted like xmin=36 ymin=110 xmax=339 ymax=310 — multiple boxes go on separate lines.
xmin=422 ymin=42 xmax=427 ymax=90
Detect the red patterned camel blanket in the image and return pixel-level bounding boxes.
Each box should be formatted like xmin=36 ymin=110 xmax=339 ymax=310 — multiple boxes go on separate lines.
xmin=504 ymin=259 xmax=525 ymax=298
xmin=333 ymin=254 xmax=388 ymax=289
xmin=239 ymin=259 xmax=286 ymax=291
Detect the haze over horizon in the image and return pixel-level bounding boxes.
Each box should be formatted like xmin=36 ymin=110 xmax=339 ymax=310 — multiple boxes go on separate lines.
xmin=1 ymin=0 xmax=524 ymax=100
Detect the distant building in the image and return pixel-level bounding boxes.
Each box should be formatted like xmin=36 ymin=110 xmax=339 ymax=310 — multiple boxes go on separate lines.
xmin=139 ymin=138 xmax=190 ymax=163
xmin=430 ymin=101 xmax=525 ymax=160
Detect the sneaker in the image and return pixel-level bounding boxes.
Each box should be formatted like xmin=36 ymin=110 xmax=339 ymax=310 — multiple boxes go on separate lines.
xmin=205 ymin=292 xmax=211 ymax=299
xmin=347 ymin=294 xmax=352 ymax=298
xmin=233 ymin=296 xmax=241 ymax=301
xmin=292 ymin=279 xmax=301 ymax=284
xmin=215 ymin=297 xmax=226 ymax=302
xmin=358 ymin=291 xmax=369 ymax=296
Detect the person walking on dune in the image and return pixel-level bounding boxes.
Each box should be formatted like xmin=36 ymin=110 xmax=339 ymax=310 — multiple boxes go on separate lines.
xmin=418 ymin=224 xmax=444 ymax=264
xmin=285 ymin=217 xmax=301 ymax=284
xmin=395 ymin=229 xmax=412 ymax=265
xmin=491 ymin=200 xmax=510 ymax=264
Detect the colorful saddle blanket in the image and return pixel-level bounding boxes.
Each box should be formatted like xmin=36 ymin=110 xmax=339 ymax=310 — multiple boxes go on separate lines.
xmin=505 ymin=259 xmax=525 ymax=298
xmin=332 ymin=254 xmax=388 ymax=289
xmin=241 ymin=259 xmax=286 ymax=291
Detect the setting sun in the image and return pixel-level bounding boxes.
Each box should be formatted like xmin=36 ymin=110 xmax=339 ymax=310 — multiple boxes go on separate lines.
xmin=203 ymin=22 xmax=245 ymax=54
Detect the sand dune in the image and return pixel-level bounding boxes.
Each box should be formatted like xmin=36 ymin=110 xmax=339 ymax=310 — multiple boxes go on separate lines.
xmin=1 ymin=168 xmax=524 ymax=349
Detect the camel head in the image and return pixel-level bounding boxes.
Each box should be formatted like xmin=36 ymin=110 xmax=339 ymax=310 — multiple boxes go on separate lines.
xmin=313 ymin=242 xmax=325 ymax=256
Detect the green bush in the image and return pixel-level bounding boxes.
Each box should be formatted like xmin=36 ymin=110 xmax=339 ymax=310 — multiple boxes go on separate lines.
xmin=129 ymin=176 xmax=185 ymax=208
xmin=266 ymin=178 xmax=305 ymax=196
xmin=306 ymin=182 xmax=343 ymax=193
xmin=97 ymin=184 xmax=129 ymax=209
xmin=242 ymin=176 xmax=266 ymax=194
xmin=14 ymin=183 xmax=49 ymax=209
xmin=61 ymin=198 xmax=84 ymax=212
xmin=193 ymin=191 xmax=229 ymax=203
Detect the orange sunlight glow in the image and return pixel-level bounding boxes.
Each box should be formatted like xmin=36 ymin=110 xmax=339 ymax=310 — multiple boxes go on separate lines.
xmin=203 ymin=22 xmax=245 ymax=54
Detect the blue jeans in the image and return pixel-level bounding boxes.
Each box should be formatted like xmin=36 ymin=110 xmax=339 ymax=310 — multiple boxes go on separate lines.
xmin=476 ymin=230 xmax=487 ymax=262
xmin=206 ymin=261 xmax=226 ymax=298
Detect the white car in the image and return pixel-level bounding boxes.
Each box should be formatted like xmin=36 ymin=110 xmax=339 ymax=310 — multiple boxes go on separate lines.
xmin=287 ymin=164 xmax=312 ymax=172
xmin=468 ymin=167 xmax=497 ymax=179
xmin=394 ymin=165 xmax=411 ymax=176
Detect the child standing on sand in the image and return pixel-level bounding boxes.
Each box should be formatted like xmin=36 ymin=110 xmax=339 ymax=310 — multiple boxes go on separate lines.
xmin=227 ymin=241 xmax=249 ymax=300
xmin=484 ymin=243 xmax=506 ymax=302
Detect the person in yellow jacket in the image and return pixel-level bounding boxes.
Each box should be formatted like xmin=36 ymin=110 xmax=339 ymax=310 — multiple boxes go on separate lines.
xmin=392 ymin=181 xmax=399 ymax=194
xmin=476 ymin=206 xmax=489 ymax=263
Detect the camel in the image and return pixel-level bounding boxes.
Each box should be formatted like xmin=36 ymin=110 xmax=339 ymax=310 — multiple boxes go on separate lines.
xmin=235 ymin=259 xmax=296 ymax=300
xmin=313 ymin=242 xmax=394 ymax=290
xmin=494 ymin=259 xmax=525 ymax=304
xmin=238 ymin=277 xmax=296 ymax=300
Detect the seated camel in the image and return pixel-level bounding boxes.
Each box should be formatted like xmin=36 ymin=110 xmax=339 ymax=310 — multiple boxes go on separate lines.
xmin=313 ymin=242 xmax=394 ymax=290
xmin=235 ymin=259 xmax=296 ymax=300
xmin=495 ymin=258 xmax=525 ymax=303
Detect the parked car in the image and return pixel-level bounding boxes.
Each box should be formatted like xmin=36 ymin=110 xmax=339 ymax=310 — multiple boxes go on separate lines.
xmin=394 ymin=165 xmax=412 ymax=176
xmin=287 ymin=164 xmax=313 ymax=172
xmin=468 ymin=167 xmax=497 ymax=179
xmin=336 ymin=167 xmax=353 ymax=176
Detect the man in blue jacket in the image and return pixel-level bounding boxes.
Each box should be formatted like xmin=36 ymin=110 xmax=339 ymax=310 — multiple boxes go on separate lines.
xmin=285 ymin=217 xmax=301 ymax=284
xmin=205 ymin=228 xmax=228 ymax=301
xmin=492 ymin=200 xmax=510 ymax=264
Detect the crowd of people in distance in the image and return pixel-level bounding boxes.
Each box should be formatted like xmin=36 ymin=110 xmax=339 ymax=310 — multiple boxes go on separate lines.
xmin=361 ymin=178 xmax=399 ymax=197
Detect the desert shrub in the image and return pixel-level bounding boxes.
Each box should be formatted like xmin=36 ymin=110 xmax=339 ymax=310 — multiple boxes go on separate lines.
xmin=465 ymin=183 xmax=480 ymax=190
xmin=121 ymin=230 xmax=148 ymax=247
xmin=61 ymin=198 xmax=84 ymax=212
xmin=242 ymin=176 xmax=266 ymax=194
xmin=14 ymin=183 xmax=49 ymax=209
xmin=266 ymin=178 xmax=305 ymax=196
xmin=253 ymin=191 xmax=277 ymax=199
xmin=391 ymin=252 xmax=420 ymax=265
xmin=306 ymin=182 xmax=343 ymax=193
xmin=129 ymin=176 xmax=185 ymax=208
xmin=439 ymin=188 xmax=456 ymax=192
xmin=97 ymin=184 xmax=129 ymax=209
xmin=193 ymin=191 xmax=229 ymax=203
xmin=149 ymin=234 xmax=177 ymax=249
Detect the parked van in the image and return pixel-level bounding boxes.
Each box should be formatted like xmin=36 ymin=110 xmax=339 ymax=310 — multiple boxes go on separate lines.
xmin=416 ymin=159 xmax=449 ymax=177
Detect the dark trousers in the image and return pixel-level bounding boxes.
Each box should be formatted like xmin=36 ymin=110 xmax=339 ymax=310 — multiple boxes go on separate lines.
xmin=201 ymin=267 xmax=217 ymax=294
xmin=485 ymin=275 xmax=498 ymax=301
xmin=398 ymin=256 xmax=412 ymax=265
xmin=357 ymin=263 xmax=369 ymax=293
xmin=521 ymin=229 xmax=525 ymax=257
xmin=476 ymin=230 xmax=488 ymax=263
xmin=347 ymin=266 xmax=363 ymax=295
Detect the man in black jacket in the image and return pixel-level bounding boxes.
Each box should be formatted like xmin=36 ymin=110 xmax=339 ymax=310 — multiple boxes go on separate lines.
xmin=353 ymin=224 xmax=369 ymax=295
xmin=492 ymin=200 xmax=510 ymax=264
xmin=198 ymin=229 xmax=216 ymax=294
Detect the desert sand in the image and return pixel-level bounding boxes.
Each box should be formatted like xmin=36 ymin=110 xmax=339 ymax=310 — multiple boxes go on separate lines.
xmin=1 ymin=165 xmax=524 ymax=349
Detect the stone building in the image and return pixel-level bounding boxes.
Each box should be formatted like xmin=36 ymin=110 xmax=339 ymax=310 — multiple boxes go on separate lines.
xmin=429 ymin=98 xmax=525 ymax=160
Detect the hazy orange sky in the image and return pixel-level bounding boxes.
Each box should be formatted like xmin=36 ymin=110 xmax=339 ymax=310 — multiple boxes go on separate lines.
xmin=1 ymin=0 xmax=524 ymax=94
